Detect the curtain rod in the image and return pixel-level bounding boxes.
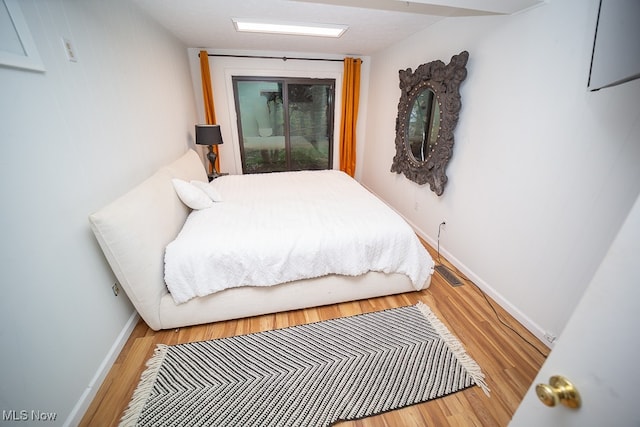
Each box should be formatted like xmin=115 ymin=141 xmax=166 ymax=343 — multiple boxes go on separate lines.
xmin=200 ymin=52 xmax=360 ymax=63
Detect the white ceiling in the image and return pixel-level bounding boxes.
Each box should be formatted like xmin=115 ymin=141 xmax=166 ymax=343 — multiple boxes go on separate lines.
xmin=132 ymin=0 xmax=545 ymax=56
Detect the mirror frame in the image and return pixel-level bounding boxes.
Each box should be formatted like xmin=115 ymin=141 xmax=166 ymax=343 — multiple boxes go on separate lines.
xmin=391 ymin=51 xmax=469 ymax=195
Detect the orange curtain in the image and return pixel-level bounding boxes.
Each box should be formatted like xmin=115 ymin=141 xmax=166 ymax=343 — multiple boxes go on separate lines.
xmin=199 ymin=50 xmax=219 ymax=173
xmin=339 ymin=57 xmax=362 ymax=177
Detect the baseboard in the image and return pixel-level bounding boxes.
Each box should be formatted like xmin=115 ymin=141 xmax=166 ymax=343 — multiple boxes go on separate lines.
xmin=63 ymin=310 xmax=139 ymax=427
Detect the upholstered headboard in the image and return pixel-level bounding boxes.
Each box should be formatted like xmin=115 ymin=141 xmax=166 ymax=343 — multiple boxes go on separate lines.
xmin=89 ymin=150 xmax=206 ymax=330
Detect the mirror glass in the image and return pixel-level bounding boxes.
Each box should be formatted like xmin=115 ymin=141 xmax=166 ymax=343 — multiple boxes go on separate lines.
xmin=407 ymin=88 xmax=440 ymax=162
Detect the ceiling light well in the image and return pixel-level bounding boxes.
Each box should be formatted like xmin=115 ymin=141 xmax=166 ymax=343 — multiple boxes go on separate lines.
xmin=232 ymin=18 xmax=348 ymax=38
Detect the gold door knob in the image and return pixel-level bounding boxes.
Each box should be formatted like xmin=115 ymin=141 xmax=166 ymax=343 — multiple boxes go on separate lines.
xmin=536 ymin=375 xmax=581 ymax=409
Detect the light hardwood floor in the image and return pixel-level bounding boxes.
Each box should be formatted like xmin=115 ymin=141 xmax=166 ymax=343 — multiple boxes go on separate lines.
xmin=80 ymin=243 xmax=548 ymax=426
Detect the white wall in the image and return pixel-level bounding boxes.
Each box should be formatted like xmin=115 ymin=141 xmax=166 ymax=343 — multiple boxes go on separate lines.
xmin=361 ymin=0 xmax=640 ymax=343
xmin=187 ymin=49 xmax=370 ymax=178
xmin=0 ymin=0 xmax=197 ymax=425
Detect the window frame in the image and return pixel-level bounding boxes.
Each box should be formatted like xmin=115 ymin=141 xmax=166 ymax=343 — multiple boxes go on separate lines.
xmin=232 ymin=76 xmax=336 ymax=174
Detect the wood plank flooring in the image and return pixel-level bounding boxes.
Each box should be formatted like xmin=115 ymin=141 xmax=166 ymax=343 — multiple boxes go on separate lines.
xmin=80 ymin=243 xmax=548 ymax=426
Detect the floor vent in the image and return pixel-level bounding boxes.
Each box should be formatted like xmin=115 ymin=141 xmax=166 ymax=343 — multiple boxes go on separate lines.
xmin=435 ymin=265 xmax=463 ymax=287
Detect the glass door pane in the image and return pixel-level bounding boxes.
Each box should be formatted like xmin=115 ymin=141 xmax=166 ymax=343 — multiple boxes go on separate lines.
xmin=288 ymin=81 xmax=333 ymax=170
xmin=235 ymin=79 xmax=287 ymax=173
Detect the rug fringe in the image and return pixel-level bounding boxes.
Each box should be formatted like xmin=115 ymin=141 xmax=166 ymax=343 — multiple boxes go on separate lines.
xmin=416 ymin=301 xmax=491 ymax=396
xmin=119 ymin=344 xmax=169 ymax=427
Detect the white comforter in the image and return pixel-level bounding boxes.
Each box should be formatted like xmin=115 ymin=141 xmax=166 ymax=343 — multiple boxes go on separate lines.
xmin=164 ymin=170 xmax=434 ymax=304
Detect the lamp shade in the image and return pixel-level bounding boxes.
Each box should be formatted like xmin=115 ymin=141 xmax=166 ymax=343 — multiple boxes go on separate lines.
xmin=195 ymin=124 xmax=224 ymax=146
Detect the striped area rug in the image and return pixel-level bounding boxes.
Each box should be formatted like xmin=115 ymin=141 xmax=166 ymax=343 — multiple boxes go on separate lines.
xmin=120 ymin=302 xmax=489 ymax=427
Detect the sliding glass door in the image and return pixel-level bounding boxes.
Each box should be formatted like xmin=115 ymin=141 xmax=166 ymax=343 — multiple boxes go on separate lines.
xmin=233 ymin=77 xmax=335 ymax=174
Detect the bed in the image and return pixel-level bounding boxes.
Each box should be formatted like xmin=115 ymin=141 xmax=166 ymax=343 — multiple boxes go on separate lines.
xmin=89 ymin=149 xmax=434 ymax=331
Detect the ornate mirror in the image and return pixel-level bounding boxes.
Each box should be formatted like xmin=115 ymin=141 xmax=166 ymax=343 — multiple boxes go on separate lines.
xmin=391 ymin=51 xmax=469 ymax=195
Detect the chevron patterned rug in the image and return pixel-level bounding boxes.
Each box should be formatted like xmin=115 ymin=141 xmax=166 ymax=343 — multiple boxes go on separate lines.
xmin=120 ymin=302 xmax=489 ymax=427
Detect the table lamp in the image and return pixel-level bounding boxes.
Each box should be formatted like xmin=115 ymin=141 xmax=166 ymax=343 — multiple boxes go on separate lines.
xmin=195 ymin=124 xmax=224 ymax=180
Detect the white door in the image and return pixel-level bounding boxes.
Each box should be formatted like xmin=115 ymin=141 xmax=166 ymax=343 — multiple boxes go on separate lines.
xmin=510 ymin=194 xmax=640 ymax=426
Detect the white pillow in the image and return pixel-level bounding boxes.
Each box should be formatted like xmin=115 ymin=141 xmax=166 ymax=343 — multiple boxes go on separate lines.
xmin=190 ymin=180 xmax=223 ymax=202
xmin=171 ymin=179 xmax=214 ymax=210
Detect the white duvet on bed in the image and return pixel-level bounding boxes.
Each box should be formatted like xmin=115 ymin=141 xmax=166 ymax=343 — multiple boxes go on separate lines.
xmin=164 ymin=170 xmax=434 ymax=304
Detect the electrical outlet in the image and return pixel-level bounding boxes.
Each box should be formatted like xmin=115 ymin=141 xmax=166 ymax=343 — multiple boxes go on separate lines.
xmin=544 ymin=332 xmax=557 ymax=344
xmin=62 ymin=37 xmax=77 ymax=62
xmin=414 ymin=201 xmax=419 ymax=211
xmin=112 ymin=282 xmax=119 ymax=296
xmin=440 ymin=219 xmax=447 ymax=230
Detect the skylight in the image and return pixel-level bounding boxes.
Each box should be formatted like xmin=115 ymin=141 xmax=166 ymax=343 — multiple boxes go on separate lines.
xmin=232 ymin=19 xmax=347 ymax=38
